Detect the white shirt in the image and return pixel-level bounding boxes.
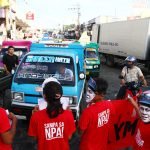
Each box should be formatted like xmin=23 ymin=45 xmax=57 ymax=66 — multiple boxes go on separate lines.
xmin=55 ymin=68 xmax=73 ymax=81
xmin=121 ymin=66 xmax=143 ymax=83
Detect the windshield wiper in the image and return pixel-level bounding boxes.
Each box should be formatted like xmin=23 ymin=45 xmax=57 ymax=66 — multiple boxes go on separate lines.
xmin=14 ymin=78 xmax=43 ymax=84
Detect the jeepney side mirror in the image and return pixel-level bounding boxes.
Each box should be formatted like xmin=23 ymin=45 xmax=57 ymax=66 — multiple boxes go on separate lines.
xmin=11 ymin=69 xmax=15 ymax=75
xmin=79 ymin=72 xmax=85 ymax=80
xmin=11 ymin=67 xmax=17 ymax=75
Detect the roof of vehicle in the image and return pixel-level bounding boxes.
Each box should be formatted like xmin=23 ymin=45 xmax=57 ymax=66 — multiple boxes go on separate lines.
xmin=2 ymin=40 xmax=32 ymax=48
xmin=85 ymin=42 xmax=99 ymax=49
xmin=29 ymin=43 xmax=84 ymax=58
xmin=30 ymin=43 xmax=83 ymax=50
xmin=29 ymin=48 xmax=79 ymax=57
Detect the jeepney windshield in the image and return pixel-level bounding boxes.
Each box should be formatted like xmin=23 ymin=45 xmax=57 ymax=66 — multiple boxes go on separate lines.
xmin=86 ymin=48 xmax=98 ymax=59
xmin=14 ymin=54 xmax=75 ymax=86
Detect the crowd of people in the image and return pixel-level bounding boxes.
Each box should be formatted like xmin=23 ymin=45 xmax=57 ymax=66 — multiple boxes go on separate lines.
xmin=0 ymin=47 xmax=150 ymax=150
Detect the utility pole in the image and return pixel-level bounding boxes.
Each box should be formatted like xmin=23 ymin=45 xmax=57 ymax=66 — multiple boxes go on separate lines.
xmin=68 ymin=4 xmax=81 ymax=40
xmin=68 ymin=4 xmax=81 ymax=26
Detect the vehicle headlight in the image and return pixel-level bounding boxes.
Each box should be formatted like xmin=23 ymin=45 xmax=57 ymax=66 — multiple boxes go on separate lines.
xmin=94 ymin=65 xmax=99 ymax=68
xmin=12 ymin=92 xmax=24 ymax=102
xmin=86 ymin=65 xmax=93 ymax=69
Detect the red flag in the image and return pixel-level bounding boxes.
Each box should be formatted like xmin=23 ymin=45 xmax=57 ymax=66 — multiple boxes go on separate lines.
xmin=108 ymin=100 xmax=139 ymax=150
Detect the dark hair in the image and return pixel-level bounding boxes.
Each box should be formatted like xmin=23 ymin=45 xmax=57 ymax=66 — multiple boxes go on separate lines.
xmin=43 ymin=81 xmax=63 ymax=118
xmin=94 ymin=78 xmax=108 ymax=95
xmin=8 ymin=46 xmax=14 ymax=50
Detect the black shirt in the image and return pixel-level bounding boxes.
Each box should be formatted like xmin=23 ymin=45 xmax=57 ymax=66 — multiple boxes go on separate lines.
xmin=2 ymin=54 xmax=19 ymax=72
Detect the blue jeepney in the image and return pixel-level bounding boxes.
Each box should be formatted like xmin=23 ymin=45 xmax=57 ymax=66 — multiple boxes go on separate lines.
xmin=11 ymin=43 xmax=86 ymax=120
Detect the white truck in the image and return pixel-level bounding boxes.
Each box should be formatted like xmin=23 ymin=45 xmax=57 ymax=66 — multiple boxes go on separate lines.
xmin=92 ymin=17 xmax=150 ymax=70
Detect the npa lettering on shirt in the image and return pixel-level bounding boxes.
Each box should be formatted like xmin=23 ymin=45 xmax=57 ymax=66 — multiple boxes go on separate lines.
xmin=98 ymin=109 xmax=110 ymax=127
xmin=44 ymin=122 xmax=64 ymax=140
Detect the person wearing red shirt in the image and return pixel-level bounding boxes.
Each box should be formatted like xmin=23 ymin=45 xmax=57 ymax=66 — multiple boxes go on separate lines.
xmin=0 ymin=108 xmax=17 ymax=150
xmin=28 ymin=77 xmax=76 ymax=150
xmin=131 ymin=90 xmax=150 ymax=150
xmin=78 ymin=77 xmax=114 ymax=150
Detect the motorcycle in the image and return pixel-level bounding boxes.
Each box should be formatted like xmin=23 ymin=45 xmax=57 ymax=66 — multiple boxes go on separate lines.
xmin=124 ymin=81 xmax=143 ymax=101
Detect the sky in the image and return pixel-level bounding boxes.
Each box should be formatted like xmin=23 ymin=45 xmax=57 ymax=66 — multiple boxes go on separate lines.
xmin=16 ymin=0 xmax=149 ymax=29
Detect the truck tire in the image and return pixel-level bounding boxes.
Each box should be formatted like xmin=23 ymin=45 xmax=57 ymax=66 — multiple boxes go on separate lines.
xmin=3 ymin=89 xmax=12 ymax=111
xmin=106 ymin=55 xmax=115 ymax=67
xmin=99 ymin=54 xmax=106 ymax=64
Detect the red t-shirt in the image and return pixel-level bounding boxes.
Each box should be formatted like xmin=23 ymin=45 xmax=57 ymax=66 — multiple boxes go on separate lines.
xmin=0 ymin=108 xmax=12 ymax=150
xmin=108 ymin=100 xmax=139 ymax=150
xmin=134 ymin=121 xmax=150 ymax=150
xmin=28 ymin=109 xmax=76 ymax=150
xmin=79 ymin=100 xmax=114 ymax=150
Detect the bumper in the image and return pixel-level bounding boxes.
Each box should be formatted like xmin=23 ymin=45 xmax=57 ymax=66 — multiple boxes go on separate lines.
xmin=86 ymin=69 xmax=100 ymax=77
xmin=11 ymin=101 xmax=36 ymax=116
xmin=11 ymin=101 xmax=79 ymax=120
xmin=86 ymin=64 xmax=100 ymax=77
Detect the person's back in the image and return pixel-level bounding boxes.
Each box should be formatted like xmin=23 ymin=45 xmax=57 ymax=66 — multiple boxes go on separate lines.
xmin=29 ymin=109 xmax=75 ymax=150
xmin=78 ymin=77 xmax=114 ymax=150
xmin=79 ymin=100 xmax=113 ymax=150
xmin=28 ymin=77 xmax=75 ymax=150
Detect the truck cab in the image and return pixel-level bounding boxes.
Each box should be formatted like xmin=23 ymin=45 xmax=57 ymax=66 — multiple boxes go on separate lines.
xmin=11 ymin=43 xmax=86 ymax=120
xmin=85 ymin=42 xmax=100 ymax=77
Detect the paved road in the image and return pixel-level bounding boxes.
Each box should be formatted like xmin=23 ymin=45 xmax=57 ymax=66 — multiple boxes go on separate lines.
xmin=12 ymin=63 xmax=150 ymax=150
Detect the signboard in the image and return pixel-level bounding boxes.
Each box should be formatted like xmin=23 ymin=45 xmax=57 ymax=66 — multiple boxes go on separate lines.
xmin=26 ymin=56 xmax=71 ymax=64
xmin=26 ymin=11 xmax=34 ymax=20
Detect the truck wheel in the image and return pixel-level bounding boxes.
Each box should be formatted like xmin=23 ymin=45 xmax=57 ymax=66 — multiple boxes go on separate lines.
xmin=100 ymin=54 xmax=107 ymax=64
xmin=106 ymin=55 xmax=115 ymax=67
xmin=3 ymin=89 xmax=12 ymax=111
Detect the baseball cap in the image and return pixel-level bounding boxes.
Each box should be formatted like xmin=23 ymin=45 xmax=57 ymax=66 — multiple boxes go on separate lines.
xmin=138 ymin=90 xmax=150 ymax=105
xmin=88 ymin=77 xmax=97 ymax=92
